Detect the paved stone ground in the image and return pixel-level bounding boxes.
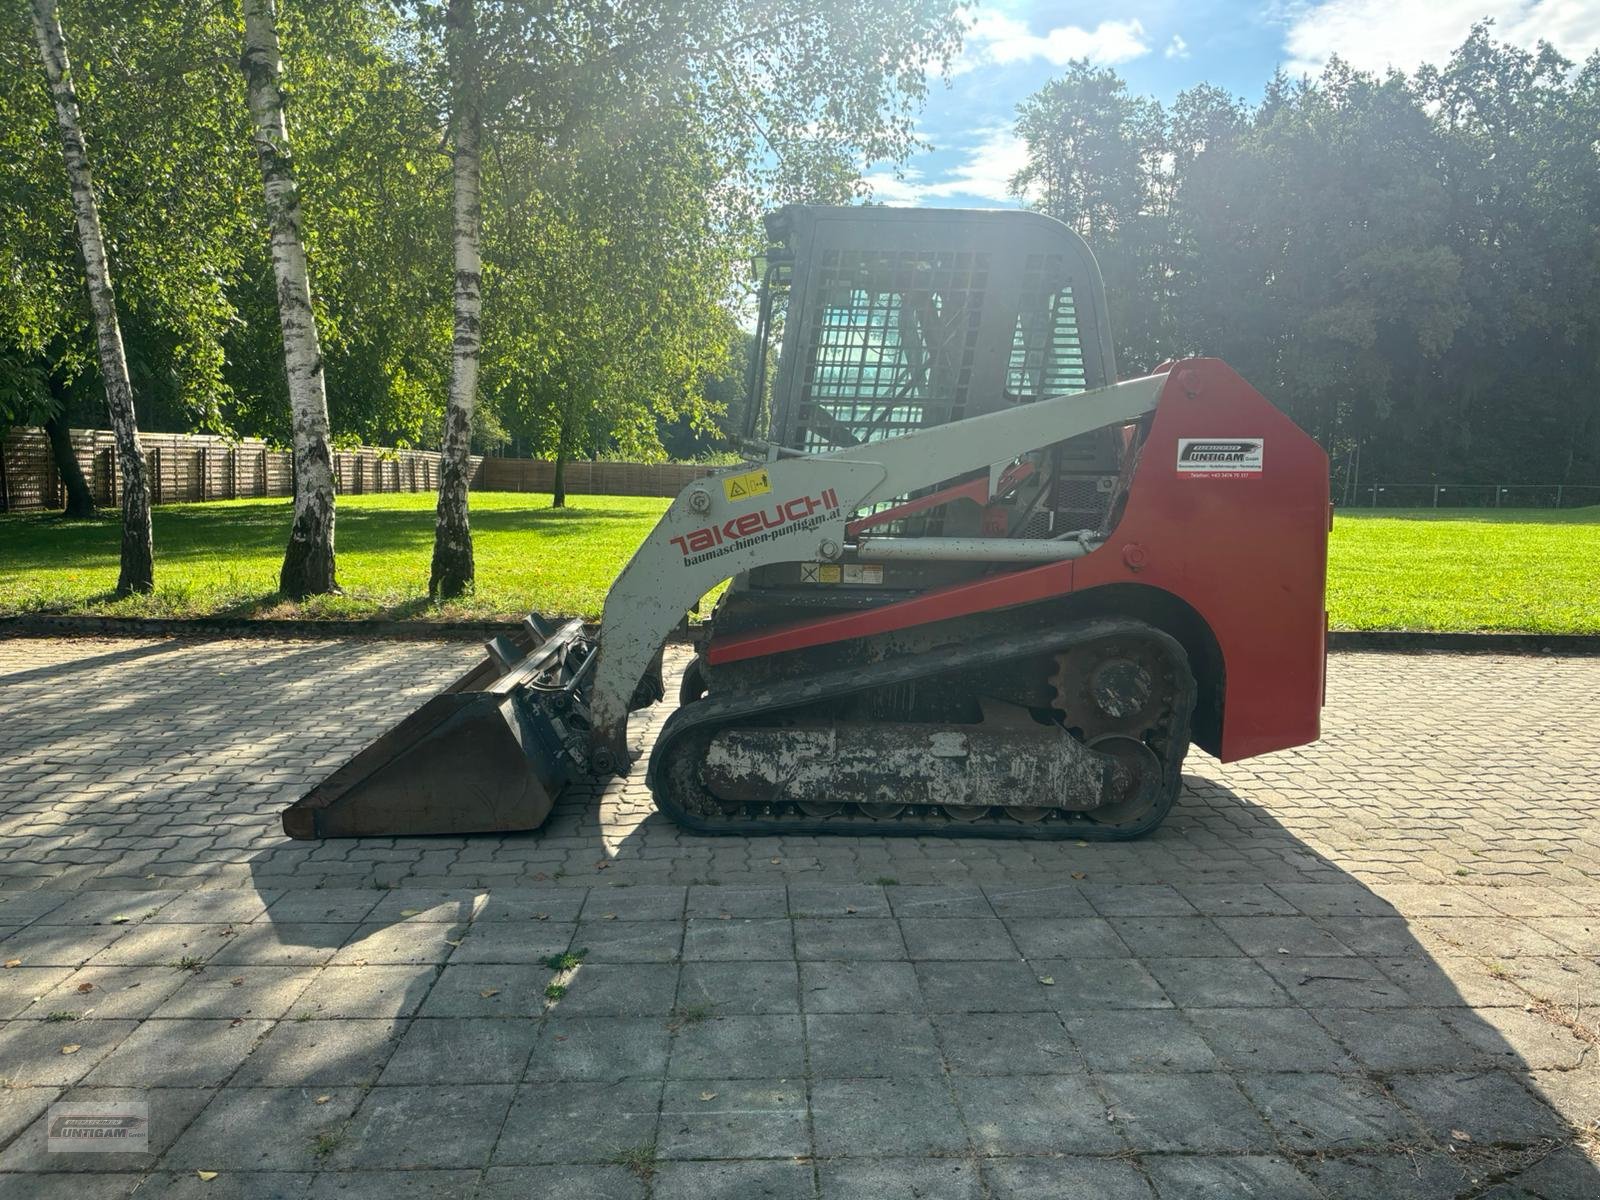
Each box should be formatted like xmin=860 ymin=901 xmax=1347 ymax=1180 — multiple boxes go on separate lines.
xmin=0 ymin=635 xmax=1596 ymax=1198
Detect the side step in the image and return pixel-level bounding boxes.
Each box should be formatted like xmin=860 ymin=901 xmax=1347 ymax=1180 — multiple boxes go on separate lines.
xmin=282 ymin=618 xmax=592 ymax=838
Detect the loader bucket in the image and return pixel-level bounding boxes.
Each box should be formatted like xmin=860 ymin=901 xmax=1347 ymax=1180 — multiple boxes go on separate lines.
xmin=282 ymin=618 xmax=592 ymax=839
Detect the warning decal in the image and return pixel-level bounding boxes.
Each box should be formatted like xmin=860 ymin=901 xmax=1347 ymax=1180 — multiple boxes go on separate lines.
xmin=1177 ymin=438 xmax=1264 ymax=477
xmin=721 ymin=466 xmax=772 ymax=502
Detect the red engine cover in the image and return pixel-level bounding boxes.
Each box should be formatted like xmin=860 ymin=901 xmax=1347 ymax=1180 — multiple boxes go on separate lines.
xmin=707 ymin=359 xmax=1330 ymax=763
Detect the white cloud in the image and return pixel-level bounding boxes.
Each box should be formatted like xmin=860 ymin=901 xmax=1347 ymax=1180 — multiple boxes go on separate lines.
xmin=1165 ymin=35 xmax=1190 ymax=60
xmin=863 ymin=127 xmax=1031 ymax=205
xmin=1280 ymin=0 xmax=1600 ymax=77
xmin=955 ymin=13 xmax=1152 ymax=75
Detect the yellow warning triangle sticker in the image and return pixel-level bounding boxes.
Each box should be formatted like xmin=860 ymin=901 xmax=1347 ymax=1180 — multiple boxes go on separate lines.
xmin=728 ymin=480 xmax=746 ymax=497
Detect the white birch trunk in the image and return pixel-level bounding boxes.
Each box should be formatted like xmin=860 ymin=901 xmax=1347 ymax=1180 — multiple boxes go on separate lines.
xmin=429 ymin=0 xmax=482 ymax=598
xmin=241 ymin=0 xmax=338 ymax=597
xmin=30 ymin=0 xmax=152 ymax=593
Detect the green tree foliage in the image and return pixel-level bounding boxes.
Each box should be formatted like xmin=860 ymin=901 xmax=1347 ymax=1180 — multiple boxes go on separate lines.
xmin=1012 ymin=26 xmax=1600 ymax=488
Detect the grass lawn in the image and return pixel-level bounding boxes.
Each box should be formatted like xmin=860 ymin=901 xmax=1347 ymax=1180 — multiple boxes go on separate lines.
xmin=1 ymin=493 xmax=1596 ymax=633
xmin=1328 ymin=506 xmax=1600 ymax=634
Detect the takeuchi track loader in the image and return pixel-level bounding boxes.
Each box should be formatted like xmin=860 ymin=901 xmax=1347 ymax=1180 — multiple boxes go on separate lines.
xmin=285 ymin=205 xmax=1329 ymax=842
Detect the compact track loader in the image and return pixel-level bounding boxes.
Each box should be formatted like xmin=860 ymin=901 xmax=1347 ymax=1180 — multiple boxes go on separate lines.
xmin=285 ymin=205 xmax=1329 ymax=842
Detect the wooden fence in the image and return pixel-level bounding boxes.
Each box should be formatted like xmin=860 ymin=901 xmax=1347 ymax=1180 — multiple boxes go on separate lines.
xmin=0 ymin=427 xmax=478 ymax=513
xmin=1 ymin=426 xmax=713 ymax=513
xmin=476 ymin=456 xmax=715 ymax=498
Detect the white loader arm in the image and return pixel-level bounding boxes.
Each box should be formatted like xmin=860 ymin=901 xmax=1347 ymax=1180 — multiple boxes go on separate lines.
xmin=586 ymin=371 xmax=1168 ymax=763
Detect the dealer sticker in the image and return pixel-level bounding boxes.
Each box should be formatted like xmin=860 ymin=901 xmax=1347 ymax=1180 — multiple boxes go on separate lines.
xmin=721 ymin=466 xmax=772 ymax=502
xmin=1177 ymin=438 xmax=1264 ymax=477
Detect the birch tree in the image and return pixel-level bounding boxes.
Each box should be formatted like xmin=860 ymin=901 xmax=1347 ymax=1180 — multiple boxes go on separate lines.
xmin=428 ymin=0 xmax=481 ymax=598
xmin=28 ymin=0 xmax=151 ymax=591
xmin=241 ymin=0 xmax=338 ymax=597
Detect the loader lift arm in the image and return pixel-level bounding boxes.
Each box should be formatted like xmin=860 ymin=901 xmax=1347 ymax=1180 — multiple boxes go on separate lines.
xmin=582 ymin=370 xmax=1167 ymax=769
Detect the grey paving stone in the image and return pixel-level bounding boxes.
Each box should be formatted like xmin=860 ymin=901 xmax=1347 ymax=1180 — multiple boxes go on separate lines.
xmin=805 ymin=1013 xmax=944 ymax=1077
xmin=1312 ymin=1007 xmax=1487 ymax=1070
xmin=526 ymin=1015 xmax=671 ymax=1081
xmin=0 ymin=1087 xmax=58 ymax=1147
xmin=1447 ymin=1005 xmax=1593 ymax=1070
xmin=145 ymin=1171 xmax=313 ymax=1200
xmin=0 ymin=893 xmax=68 ymax=923
xmin=658 ymin=1080 xmax=809 ymax=1159
xmin=677 ymin=961 xmax=799 ymax=1015
xmin=0 ymin=966 xmax=73 ymax=1017
xmin=811 ymin=1076 xmax=967 ymax=1156
xmin=84 ymin=1017 xmax=274 ymax=1087
xmin=653 ymin=1159 xmax=817 ymax=1200
xmin=492 ymin=1079 xmax=660 ymax=1165
xmin=1032 ymin=959 xmax=1171 ymax=1010
xmin=1106 ymin=916 xmax=1242 ymax=958
xmin=378 ymin=1017 xmax=539 ymax=1084
xmin=1373 ymin=953 xmax=1528 ymax=1007
xmin=984 ymin=1157 xmax=1153 ymax=1200
xmin=585 ymin=886 xmax=686 ymax=920
xmin=686 ymin=885 xmax=790 ymax=919
xmin=1098 ymin=1072 xmax=1274 ymax=1152
xmin=1142 ymin=1154 xmax=1322 ymax=1199
xmin=264 ymin=889 xmax=382 ymax=924
xmin=153 ymin=965 xmax=319 ymax=1019
xmin=682 ymin=918 xmax=792 ymax=961
xmin=820 ymin=1159 xmax=979 ymax=1200
xmin=801 ymin=960 xmax=922 ymax=1013
xmin=86 ymin=922 xmax=239 ymax=967
xmin=1241 ymin=1072 xmax=1420 ymax=1149
xmin=210 ymin=924 xmax=354 ymax=967
xmin=331 ymin=1084 xmax=515 ymax=1168
xmin=472 ymin=887 xmax=589 ymax=922
xmin=0 ymin=923 xmax=130 ymax=966
xmin=914 ymin=960 xmax=1055 ymax=1013
xmin=446 ymin=920 xmax=577 ymax=964
xmin=899 ymin=918 xmax=1018 ymax=961
xmin=1259 ymin=955 xmax=1409 ymax=1006
xmin=232 ymin=1018 xmax=406 ymax=1086
xmin=1270 ymin=883 xmax=1397 ymax=917
xmin=1005 ymin=917 xmax=1127 ymax=959
xmin=1477 ymin=1145 xmax=1600 ymax=1199
xmin=787 ymin=884 xmax=890 ymax=918
xmin=1387 ymin=1071 xmax=1568 ymax=1143
xmin=1300 ymin=1150 xmax=1471 ymax=1200
xmin=933 ymin=1011 xmax=1078 ymax=1074
xmin=572 ymin=919 xmax=684 ymax=963
xmin=957 ymin=1074 xmax=1124 ymax=1154
xmin=1421 ymin=917 xmax=1573 ymax=958
xmin=668 ymin=1014 xmax=804 ymax=1079
xmin=1314 ymin=915 xmax=1428 ymax=956
xmin=162 ymin=1086 xmax=361 ymax=1170
xmin=1171 ymin=883 xmax=1299 ymax=917
xmin=0 ymin=1018 xmax=137 ymax=1085
xmin=416 ymin=963 xmax=550 ymax=1017
xmin=28 ymin=891 xmax=180 ymax=926
xmin=886 ymin=885 xmax=993 ymax=919
xmin=1081 ymin=884 xmax=1196 ymax=917
xmin=1063 ymin=1010 xmax=1218 ymax=1071
xmin=481 ymin=1165 xmax=643 ymax=1199
xmin=1215 ymin=915 xmax=1356 ymax=957
xmin=0 ymin=1174 xmax=144 ymax=1200
xmin=0 ymin=1083 xmax=208 ymax=1172
xmin=982 ymin=882 xmax=1096 ymax=919
xmin=148 ymin=891 xmax=276 ymax=924
xmin=550 ymin=963 xmax=679 ymax=1017
xmin=306 ymin=1170 xmax=481 ymax=1199
xmin=291 ymin=964 xmax=439 ymax=1019
xmin=1187 ymin=1007 xmax=1355 ymax=1071
xmin=366 ymin=889 xmax=486 ymax=923
xmin=1142 ymin=957 xmax=1286 ymax=1008
xmin=330 ymin=921 xmax=468 ymax=965
xmin=793 ymin=918 xmax=906 ymax=961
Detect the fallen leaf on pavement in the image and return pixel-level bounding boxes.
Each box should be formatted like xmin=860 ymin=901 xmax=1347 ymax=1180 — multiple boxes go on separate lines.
xmin=76 ymin=983 xmax=94 ymax=994
xmin=1038 ymin=976 xmax=1055 ymax=986
xmin=60 ymin=1044 xmax=81 ymax=1055
xmin=315 ymin=1095 xmax=330 ymax=1105
xmin=699 ymin=1091 xmax=717 ymax=1102
xmin=1070 ymin=872 xmax=1086 ymax=880
xmin=480 ymin=989 xmax=500 ymax=998
xmin=3 ymin=960 xmax=20 ymax=969
xmin=196 ymin=1170 xmax=219 ymax=1181
xmin=399 ymin=909 xmax=423 ymax=917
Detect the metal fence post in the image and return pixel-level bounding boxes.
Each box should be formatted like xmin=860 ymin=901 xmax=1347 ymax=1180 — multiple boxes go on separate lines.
xmin=1556 ymin=484 xmax=1563 ymax=508
xmin=1432 ymin=485 xmax=1439 ymax=508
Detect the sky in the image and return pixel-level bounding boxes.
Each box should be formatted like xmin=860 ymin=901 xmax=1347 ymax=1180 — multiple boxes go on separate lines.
xmin=865 ymin=0 xmax=1600 ymax=209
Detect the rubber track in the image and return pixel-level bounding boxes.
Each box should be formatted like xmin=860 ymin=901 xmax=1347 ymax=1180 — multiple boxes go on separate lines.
xmin=646 ymin=617 xmax=1194 ymax=841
